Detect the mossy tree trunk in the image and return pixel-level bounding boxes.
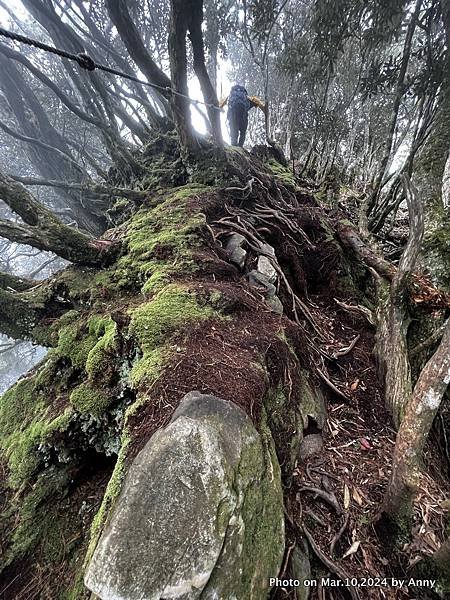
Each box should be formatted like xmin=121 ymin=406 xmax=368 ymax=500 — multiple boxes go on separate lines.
xmin=0 ymin=173 xmax=115 ymax=265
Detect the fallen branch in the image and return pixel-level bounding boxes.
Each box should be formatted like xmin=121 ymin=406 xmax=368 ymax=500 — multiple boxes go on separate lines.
xmin=317 ymin=368 xmax=352 ymax=403
xmin=332 ymin=335 xmax=360 ymax=358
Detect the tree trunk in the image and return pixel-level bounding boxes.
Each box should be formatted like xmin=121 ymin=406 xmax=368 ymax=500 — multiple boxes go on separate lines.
xmin=380 ymin=319 xmax=450 ymax=530
xmin=187 ymin=0 xmax=223 ymax=145
xmin=169 ymin=0 xmax=197 ymax=154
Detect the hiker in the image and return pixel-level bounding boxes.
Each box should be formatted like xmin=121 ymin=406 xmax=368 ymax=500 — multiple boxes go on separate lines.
xmin=219 ymin=85 xmax=266 ymax=147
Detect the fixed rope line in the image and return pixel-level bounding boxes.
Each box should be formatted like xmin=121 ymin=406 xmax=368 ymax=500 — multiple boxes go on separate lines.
xmin=0 ymin=26 xmax=222 ymax=111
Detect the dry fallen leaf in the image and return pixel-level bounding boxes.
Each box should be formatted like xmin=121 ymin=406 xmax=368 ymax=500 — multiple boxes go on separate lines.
xmin=342 ymin=540 xmax=360 ymax=558
xmin=344 ymin=483 xmax=350 ymax=509
xmin=352 ymin=488 xmax=363 ymax=506
xmin=350 ymin=379 xmax=360 ymax=390
xmin=359 ymin=437 xmax=372 ymax=450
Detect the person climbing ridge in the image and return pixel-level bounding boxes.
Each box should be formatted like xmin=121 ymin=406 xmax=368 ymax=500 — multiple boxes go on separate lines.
xmin=220 ymin=85 xmax=266 ymax=147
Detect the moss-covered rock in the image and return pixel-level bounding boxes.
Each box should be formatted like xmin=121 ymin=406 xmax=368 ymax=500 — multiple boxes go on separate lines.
xmin=85 ymin=392 xmax=284 ymax=600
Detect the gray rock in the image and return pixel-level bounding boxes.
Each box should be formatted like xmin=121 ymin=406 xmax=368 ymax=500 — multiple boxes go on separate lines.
xmin=266 ymin=295 xmax=284 ymax=315
xmin=257 ymin=244 xmax=277 ymax=283
xmin=248 ymin=269 xmax=277 ymax=298
xmin=298 ymin=434 xmax=324 ymax=461
xmin=85 ymin=391 xmax=284 ymax=600
xmin=225 ymin=233 xmax=247 ymax=268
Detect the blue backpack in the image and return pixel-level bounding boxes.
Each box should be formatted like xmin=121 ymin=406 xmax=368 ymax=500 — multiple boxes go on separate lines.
xmin=228 ymin=85 xmax=250 ymax=112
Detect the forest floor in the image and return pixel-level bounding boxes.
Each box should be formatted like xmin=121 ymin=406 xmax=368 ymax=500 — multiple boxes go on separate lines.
xmin=273 ymin=286 xmax=450 ymax=600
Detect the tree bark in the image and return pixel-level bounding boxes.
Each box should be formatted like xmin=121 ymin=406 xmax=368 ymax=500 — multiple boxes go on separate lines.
xmin=373 ymin=175 xmax=424 ymax=426
xmin=381 ymin=319 xmax=450 ymax=528
xmin=187 ymin=0 xmax=222 ymax=145
xmin=169 ymin=0 xmax=197 ymax=154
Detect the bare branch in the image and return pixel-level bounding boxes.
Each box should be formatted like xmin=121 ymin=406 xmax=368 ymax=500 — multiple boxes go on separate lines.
xmin=0 ymin=173 xmax=113 ymax=265
xmin=0 ymin=119 xmax=84 ymax=174
xmin=0 ymin=40 xmax=104 ymax=130
xmin=9 ymin=175 xmax=147 ymax=202
xmin=105 ymin=0 xmax=172 ymax=102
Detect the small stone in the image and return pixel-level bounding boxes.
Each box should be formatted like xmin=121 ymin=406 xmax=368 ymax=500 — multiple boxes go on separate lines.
xmin=257 ymin=244 xmax=277 ymax=283
xmin=266 ymin=295 xmax=283 ymax=315
xmin=248 ymin=269 xmax=277 ymax=297
xmin=298 ymin=434 xmax=323 ymax=461
xmin=225 ymin=233 xmax=247 ymax=268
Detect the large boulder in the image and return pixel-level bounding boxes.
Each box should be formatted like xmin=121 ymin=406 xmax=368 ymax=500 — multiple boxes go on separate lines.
xmin=85 ymin=391 xmax=284 ymax=600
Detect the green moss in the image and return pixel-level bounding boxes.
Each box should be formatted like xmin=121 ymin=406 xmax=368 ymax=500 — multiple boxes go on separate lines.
xmin=57 ymin=323 xmax=97 ymax=370
xmin=70 ymin=383 xmax=111 ymax=416
xmin=0 ymin=377 xmax=44 ymax=437
xmin=4 ymin=409 xmax=72 ymax=488
xmin=130 ymin=285 xmax=213 ymax=350
xmin=128 ymin=284 xmax=215 ymax=386
xmin=238 ymin=410 xmax=284 ymax=598
xmin=3 ymin=468 xmax=71 ymax=567
xmin=129 ymin=347 xmax=167 ymax=387
xmin=85 ymin=316 xmax=118 ymax=380
xmin=84 ymin=428 xmax=131 ymax=568
xmin=266 ymin=159 xmax=297 ymax=187
xmin=114 ymin=185 xmax=209 ymax=294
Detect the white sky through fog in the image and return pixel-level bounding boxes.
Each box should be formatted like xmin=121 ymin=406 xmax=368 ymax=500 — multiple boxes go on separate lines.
xmin=0 ymin=0 xmax=233 ymax=142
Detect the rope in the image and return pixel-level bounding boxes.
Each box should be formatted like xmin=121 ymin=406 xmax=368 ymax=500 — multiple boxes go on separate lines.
xmin=0 ymin=26 xmax=222 ymax=111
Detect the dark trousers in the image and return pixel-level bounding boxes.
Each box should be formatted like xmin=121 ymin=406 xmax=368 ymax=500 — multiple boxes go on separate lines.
xmin=228 ymin=107 xmax=248 ymax=147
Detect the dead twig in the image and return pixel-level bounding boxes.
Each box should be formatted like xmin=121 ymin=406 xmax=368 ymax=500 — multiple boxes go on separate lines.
xmin=317 ymin=368 xmax=352 ymax=403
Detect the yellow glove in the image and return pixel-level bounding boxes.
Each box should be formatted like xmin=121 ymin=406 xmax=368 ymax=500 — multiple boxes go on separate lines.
xmin=248 ymin=95 xmax=266 ymax=112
